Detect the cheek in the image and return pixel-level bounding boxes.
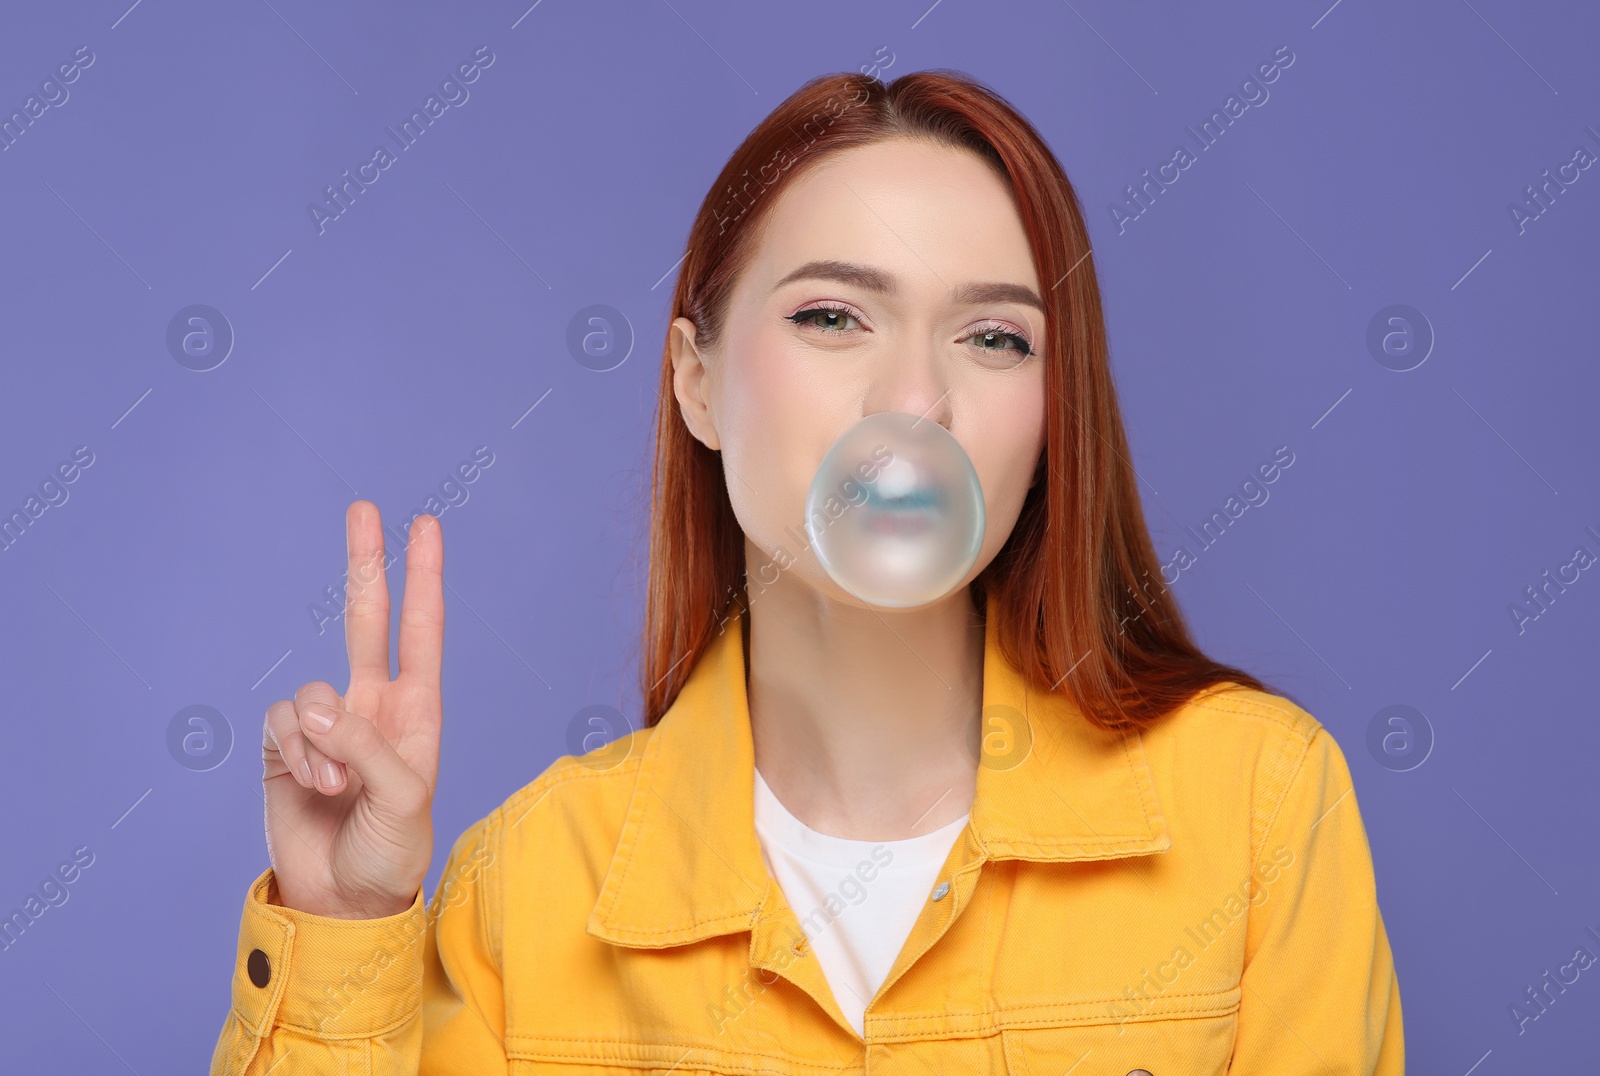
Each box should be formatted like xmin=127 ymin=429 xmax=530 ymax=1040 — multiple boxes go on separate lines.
xmin=969 ymin=373 xmax=1046 ymax=531
xmin=716 ymin=345 xmax=831 ymax=533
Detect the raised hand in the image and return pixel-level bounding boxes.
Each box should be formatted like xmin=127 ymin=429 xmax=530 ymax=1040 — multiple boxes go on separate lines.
xmin=260 ymin=501 xmax=443 ymax=919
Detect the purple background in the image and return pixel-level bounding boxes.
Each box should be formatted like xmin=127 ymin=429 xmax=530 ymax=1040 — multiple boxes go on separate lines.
xmin=2 ymin=0 xmax=1597 ymax=1070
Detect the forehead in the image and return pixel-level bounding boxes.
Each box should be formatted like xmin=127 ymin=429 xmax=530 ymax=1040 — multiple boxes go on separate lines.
xmin=741 ymin=137 xmax=1039 ymax=295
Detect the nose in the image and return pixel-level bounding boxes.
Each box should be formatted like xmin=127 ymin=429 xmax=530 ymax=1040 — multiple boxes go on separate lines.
xmin=862 ymin=341 xmax=954 ymax=431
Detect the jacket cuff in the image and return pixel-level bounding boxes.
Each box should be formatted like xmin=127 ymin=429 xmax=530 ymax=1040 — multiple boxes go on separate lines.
xmin=228 ymin=868 xmax=427 ymax=1039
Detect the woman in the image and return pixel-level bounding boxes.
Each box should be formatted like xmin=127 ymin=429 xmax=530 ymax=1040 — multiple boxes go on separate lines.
xmin=213 ymin=69 xmax=1403 ymax=1073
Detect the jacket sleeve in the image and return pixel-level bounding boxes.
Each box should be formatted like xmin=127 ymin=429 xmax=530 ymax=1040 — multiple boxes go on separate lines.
xmin=1227 ymin=725 xmax=1405 ymax=1074
xmin=210 ymin=814 xmax=507 ymax=1075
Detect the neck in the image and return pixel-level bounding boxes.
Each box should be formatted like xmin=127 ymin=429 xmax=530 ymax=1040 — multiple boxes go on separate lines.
xmin=743 ymin=536 xmax=985 ymax=842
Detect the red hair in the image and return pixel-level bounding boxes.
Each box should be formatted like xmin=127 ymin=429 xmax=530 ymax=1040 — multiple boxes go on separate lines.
xmin=640 ymin=68 xmax=1274 ymax=732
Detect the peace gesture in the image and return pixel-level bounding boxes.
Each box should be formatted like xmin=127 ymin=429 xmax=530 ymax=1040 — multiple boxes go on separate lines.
xmin=260 ymin=501 xmax=443 ymax=919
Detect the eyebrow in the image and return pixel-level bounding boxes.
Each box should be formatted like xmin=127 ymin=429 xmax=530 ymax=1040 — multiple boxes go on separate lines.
xmin=771 ymin=259 xmax=1046 ymax=314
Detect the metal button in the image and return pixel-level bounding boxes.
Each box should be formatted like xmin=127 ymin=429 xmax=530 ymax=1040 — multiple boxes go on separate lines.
xmin=931 ymin=881 xmax=950 ymax=901
xmin=247 ymin=948 xmax=271 ymax=988
xmin=1126 ymin=1070 xmax=1154 ymax=1076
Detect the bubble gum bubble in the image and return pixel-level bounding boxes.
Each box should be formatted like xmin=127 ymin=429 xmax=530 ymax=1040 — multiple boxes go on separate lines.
xmin=804 ymin=411 xmax=985 ymax=608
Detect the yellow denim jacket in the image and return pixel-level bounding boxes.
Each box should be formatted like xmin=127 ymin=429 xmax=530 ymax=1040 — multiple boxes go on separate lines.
xmin=211 ymin=608 xmax=1403 ymax=1074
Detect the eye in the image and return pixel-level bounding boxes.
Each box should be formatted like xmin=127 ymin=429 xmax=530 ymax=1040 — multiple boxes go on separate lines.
xmin=785 ymin=302 xmax=862 ymax=333
xmin=785 ymin=304 xmax=1036 ymax=360
xmin=964 ymin=323 xmax=1034 ymax=359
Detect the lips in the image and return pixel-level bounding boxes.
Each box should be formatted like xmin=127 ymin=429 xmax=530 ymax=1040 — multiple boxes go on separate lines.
xmin=865 ymin=510 xmax=935 ymax=537
xmin=862 ymin=484 xmax=939 ymax=536
xmin=865 ymin=484 xmax=935 ymax=509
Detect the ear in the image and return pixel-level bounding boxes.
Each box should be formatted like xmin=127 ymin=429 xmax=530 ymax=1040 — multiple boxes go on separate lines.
xmin=669 ymin=316 xmax=721 ymax=452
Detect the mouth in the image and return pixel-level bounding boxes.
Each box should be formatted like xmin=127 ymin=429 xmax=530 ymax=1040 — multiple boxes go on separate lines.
xmin=862 ymin=484 xmax=940 ymax=536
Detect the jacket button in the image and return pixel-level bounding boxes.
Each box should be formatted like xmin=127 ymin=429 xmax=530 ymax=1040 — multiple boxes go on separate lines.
xmin=247 ymin=948 xmax=271 ymax=988
xmin=931 ymin=881 xmax=950 ymax=901
xmin=1126 ymin=1070 xmax=1154 ymax=1076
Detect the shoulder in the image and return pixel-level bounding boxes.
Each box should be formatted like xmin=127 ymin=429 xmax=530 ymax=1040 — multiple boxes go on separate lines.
xmin=1142 ymin=681 xmax=1357 ymax=857
xmin=421 ymin=727 xmax=659 ymax=969
xmin=1152 ymin=680 xmax=1333 ymax=776
xmin=442 ymin=725 xmax=659 ymax=871
xmin=1172 ymin=680 xmax=1323 ymax=742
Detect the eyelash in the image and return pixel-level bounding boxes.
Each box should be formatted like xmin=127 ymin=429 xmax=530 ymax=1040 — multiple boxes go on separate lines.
xmin=784 ymin=302 xmax=1035 ymax=358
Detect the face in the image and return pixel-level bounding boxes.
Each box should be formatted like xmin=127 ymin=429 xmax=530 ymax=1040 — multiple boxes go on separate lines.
xmin=670 ymin=136 xmax=1048 ymax=610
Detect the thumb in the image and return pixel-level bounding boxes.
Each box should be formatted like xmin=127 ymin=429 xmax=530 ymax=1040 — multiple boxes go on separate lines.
xmin=293 ymin=679 xmax=343 ymax=712
xmin=296 ymin=700 xmax=428 ymax=819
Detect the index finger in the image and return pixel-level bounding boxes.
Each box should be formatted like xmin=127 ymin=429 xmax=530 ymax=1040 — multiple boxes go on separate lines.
xmin=344 ymin=499 xmax=392 ymax=692
xmin=397 ymin=513 xmax=444 ymax=689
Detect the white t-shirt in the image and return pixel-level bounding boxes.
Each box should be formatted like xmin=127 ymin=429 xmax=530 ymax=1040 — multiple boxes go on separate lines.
xmin=752 ymin=766 xmax=969 ymax=1038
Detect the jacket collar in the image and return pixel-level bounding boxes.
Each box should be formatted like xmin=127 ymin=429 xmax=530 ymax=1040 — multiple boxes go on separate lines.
xmin=586 ymin=603 xmax=1172 ymax=949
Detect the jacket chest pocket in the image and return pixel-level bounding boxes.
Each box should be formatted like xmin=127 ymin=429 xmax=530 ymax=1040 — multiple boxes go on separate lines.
xmin=1001 ymin=1006 xmax=1238 ymax=1076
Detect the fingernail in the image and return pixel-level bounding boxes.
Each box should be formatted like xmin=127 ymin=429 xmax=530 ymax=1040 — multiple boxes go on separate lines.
xmin=302 ymin=702 xmax=336 ymax=733
xmin=321 ymin=760 xmax=343 ymax=788
xmin=298 ymin=758 xmax=314 ymax=787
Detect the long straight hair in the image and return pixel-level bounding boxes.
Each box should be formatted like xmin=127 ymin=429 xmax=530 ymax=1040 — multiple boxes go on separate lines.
xmin=640 ymin=68 xmax=1274 ymax=732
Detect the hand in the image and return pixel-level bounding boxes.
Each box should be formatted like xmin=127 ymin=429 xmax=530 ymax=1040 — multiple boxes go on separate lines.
xmin=260 ymin=501 xmax=443 ymax=919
